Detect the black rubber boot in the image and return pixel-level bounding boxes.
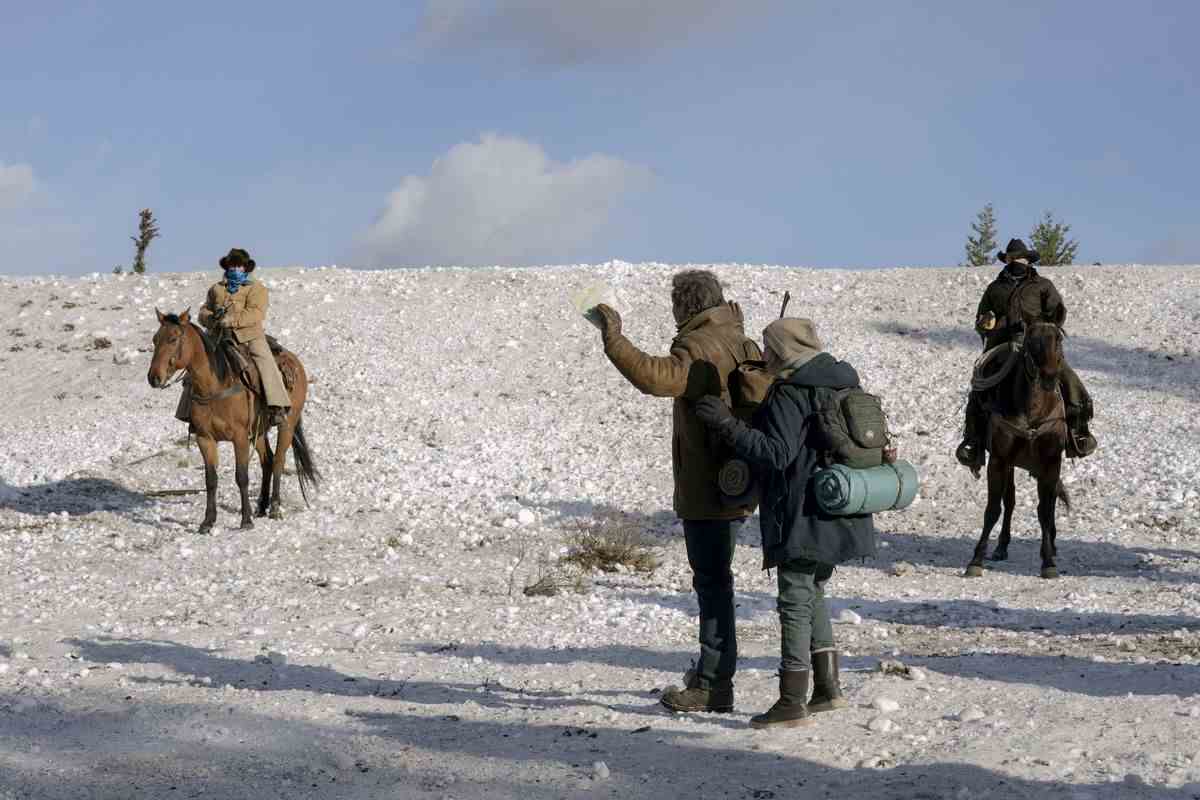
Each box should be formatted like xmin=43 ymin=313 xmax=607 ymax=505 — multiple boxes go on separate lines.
xmin=807 ymin=650 xmax=847 ymax=713
xmin=750 ymin=670 xmax=813 ymax=729
xmin=661 ymin=672 xmax=734 ymax=713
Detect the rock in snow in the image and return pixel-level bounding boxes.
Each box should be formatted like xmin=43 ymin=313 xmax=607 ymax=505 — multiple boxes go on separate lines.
xmin=837 ymin=609 xmax=863 ymax=625
xmin=872 ymin=697 xmax=901 ymax=713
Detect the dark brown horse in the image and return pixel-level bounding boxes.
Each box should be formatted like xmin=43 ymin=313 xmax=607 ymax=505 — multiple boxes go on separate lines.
xmin=965 ymin=321 xmax=1071 ymax=579
xmin=147 ymin=309 xmax=319 ymax=533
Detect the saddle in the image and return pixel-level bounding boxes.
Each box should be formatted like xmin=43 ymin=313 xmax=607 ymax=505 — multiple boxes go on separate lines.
xmin=218 ymin=333 xmax=296 ymax=403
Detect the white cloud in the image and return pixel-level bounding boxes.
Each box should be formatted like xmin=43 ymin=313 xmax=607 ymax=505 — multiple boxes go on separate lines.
xmin=359 ymin=134 xmax=649 ymax=266
xmin=415 ymin=0 xmax=774 ymax=65
xmin=0 ymin=162 xmax=35 ymax=210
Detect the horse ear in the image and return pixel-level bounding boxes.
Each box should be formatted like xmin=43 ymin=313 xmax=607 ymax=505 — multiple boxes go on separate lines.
xmin=155 ymin=307 xmax=165 ymax=323
xmin=179 ymin=307 xmax=191 ymax=324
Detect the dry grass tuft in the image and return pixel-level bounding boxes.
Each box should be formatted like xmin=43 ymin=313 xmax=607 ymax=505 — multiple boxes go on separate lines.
xmin=561 ymin=512 xmax=661 ymax=574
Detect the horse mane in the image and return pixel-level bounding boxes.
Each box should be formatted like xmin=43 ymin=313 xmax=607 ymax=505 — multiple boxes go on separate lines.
xmin=163 ymin=314 xmax=229 ymax=382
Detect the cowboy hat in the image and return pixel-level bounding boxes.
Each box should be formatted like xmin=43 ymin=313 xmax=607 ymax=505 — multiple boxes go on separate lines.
xmin=219 ymin=247 xmax=256 ymax=272
xmin=996 ymin=238 xmax=1040 ymax=264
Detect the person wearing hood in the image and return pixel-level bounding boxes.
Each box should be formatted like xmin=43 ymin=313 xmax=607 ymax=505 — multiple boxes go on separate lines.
xmin=955 ymin=238 xmax=1096 ymax=468
xmin=694 ymin=318 xmax=877 ymax=729
xmin=591 ymin=270 xmax=761 ymax=714
xmin=175 ymin=248 xmax=291 ymax=427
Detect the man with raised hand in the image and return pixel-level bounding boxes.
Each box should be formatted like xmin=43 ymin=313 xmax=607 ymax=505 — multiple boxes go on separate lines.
xmin=592 ymin=270 xmax=761 ymax=713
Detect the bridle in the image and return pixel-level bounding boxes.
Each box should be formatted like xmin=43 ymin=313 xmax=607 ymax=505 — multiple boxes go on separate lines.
xmin=154 ymin=324 xmax=189 ymax=390
xmin=1021 ymin=322 xmax=1063 ymax=389
xmin=997 ymin=321 xmax=1065 ymax=440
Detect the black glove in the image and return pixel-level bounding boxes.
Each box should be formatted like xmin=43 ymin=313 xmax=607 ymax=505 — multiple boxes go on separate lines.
xmin=695 ymin=395 xmax=733 ymax=427
xmin=210 ymin=306 xmax=228 ymax=325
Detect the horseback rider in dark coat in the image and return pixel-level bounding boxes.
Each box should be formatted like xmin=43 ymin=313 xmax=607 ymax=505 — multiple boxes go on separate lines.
xmin=955 ymin=239 xmax=1097 ymax=468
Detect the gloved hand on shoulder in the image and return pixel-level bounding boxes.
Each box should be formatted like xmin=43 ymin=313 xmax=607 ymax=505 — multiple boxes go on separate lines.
xmin=695 ymin=395 xmax=744 ymax=442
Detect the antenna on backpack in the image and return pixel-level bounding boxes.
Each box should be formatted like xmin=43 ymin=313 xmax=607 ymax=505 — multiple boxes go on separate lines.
xmin=779 ymin=291 xmax=791 ymax=319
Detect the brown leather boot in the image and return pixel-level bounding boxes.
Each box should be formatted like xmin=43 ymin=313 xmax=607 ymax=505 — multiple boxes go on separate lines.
xmin=750 ymin=670 xmax=813 ymax=729
xmin=660 ymin=672 xmax=734 ymax=713
xmin=807 ymin=650 xmax=847 ymax=713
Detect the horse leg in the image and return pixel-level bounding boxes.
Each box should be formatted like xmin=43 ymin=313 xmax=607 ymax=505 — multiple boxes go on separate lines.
xmin=966 ymin=457 xmax=1006 ymax=576
xmin=1037 ymin=475 xmax=1060 ymax=579
xmin=254 ymin=433 xmax=274 ymax=517
xmin=269 ymin=420 xmax=295 ymax=520
xmin=989 ymin=468 xmax=1016 ymax=561
xmin=197 ymin=436 xmax=219 ymax=534
xmin=234 ymin=436 xmax=254 ymax=530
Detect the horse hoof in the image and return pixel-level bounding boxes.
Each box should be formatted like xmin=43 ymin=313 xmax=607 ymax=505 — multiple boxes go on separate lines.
xmin=198 ymin=524 xmax=213 ymax=535
xmin=240 ymin=520 xmax=254 ymax=531
xmin=964 ymin=565 xmax=984 ymax=578
xmin=269 ymin=507 xmax=284 ymax=520
xmin=987 ymin=550 xmax=1008 ymax=562
xmin=1040 ymin=566 xmax=1059 ymax=579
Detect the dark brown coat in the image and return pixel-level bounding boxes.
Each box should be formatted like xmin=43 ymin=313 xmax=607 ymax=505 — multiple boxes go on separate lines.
xmin=603 ymin=303 xmax=760 ymax=521
xmin=976 ymin=265 xmax=1066 ymax=350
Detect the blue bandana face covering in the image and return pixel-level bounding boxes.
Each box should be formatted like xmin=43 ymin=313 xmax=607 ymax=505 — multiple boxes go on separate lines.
xmin=224 ymin=267 xmax=248 ymax=293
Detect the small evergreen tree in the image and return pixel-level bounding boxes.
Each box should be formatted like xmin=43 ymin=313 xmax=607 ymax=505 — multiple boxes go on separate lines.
xmin=130 ymin=208 xmax=160 ymax=274
xmin=963 ymin=203 xmax=999 ymax=266
xmin=1029 ymin=211 xmax=1079 ymax=266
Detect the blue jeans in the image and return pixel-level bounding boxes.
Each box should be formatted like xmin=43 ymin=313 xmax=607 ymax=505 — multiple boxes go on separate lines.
xmin=683 ymin=519 xmax=742 ymax=683
xmin=777 ymin=558 xmax=835 ymax=672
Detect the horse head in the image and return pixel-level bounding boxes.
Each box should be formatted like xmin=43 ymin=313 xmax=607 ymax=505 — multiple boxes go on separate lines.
xmin=1023 ymin=321 xmax=1064 ymax=390
xmin=148 ymin=308 xmax=195 ymax=388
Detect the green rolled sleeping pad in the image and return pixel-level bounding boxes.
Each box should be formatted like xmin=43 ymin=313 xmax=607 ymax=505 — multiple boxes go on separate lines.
xmin=813 ymin=460 xmax=920 ymax=516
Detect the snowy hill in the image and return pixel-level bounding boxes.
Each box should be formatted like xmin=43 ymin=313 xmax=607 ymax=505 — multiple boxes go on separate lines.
xmin=1 ymin=262 xmax=1199 ymax=799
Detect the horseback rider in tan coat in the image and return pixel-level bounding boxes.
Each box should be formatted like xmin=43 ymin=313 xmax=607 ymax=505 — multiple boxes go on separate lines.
xmin=956 ymin=239 xmax=1097 ymax=467
xmin=175 ymin=248 xmax=291 ymax=427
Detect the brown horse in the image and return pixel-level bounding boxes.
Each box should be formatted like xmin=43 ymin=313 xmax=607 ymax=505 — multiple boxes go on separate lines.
xmin=147 ymin=309 xmax=319 ymax=533
xmin=965 ymin=321 xmax=1071 ymax=579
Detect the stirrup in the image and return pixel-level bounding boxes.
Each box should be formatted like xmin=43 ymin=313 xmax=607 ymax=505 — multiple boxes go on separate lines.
xmin=1067 ymin=432 xmax=1097 ymax=458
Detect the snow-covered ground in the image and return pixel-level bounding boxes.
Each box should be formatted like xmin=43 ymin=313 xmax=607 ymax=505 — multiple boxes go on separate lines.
xmin=1 ymin=261 xmax=1198 ymax=799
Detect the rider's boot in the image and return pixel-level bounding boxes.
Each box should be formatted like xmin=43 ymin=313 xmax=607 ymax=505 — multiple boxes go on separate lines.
xmin=955 ymin=395 xmax=987 ymax=468
xmin=1065 ymin=399 xmax=1097 ymax=458
xmin=268 ymin=406 xmax=289 ymax=427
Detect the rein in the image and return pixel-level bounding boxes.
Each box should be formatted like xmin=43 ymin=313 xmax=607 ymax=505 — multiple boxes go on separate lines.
xmin=190 ymin=382 xmax=244 ymax=404
xmin=993 ymin=412 xmax=1066 ymax=442
xmin=993 ymin=322 xmax=1066 ymax=441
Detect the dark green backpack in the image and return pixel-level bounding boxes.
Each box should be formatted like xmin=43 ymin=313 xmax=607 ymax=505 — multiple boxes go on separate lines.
xmin=812 ymin=387 xmax=891 ymax=469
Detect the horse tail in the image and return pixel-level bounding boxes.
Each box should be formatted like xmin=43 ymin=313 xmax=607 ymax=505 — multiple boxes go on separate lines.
xmin=291 ymin=417 xmax=321 ymax=507
xmin=1056 ymin=479 xmax=1071 ymax=513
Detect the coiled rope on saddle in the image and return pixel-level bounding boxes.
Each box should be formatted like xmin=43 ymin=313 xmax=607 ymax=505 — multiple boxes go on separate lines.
xmin=970 ymin=342 xmax=1020 ymax=392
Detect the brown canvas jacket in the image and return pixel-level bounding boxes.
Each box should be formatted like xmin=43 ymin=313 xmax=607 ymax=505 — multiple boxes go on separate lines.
xmin=198 ymin=279 xmax=269 ymax=343
xmin=603 ymin=303 xmax=761 ymax=521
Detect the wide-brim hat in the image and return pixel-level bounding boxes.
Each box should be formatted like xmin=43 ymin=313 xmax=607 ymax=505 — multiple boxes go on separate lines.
xmin=219 ymin=247 xmax=256 ymax=272
xmin=997 ymin=238 xmax=1039 ymax=265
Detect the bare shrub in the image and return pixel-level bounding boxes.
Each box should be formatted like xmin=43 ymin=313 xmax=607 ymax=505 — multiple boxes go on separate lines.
xmin=523 ymin=562 xmax=590 ymax=597
xmin=562 ymin=512 xmax=661 ymax=574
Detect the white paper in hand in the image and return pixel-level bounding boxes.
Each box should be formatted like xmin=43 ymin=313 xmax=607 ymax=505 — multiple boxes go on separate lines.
xmin=570 ymin=282 xmax=619 ymax=330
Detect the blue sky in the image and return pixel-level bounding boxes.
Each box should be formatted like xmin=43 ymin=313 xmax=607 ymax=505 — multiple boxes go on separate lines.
xmin=2 ymin=1 xmax=1197 ymax=274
